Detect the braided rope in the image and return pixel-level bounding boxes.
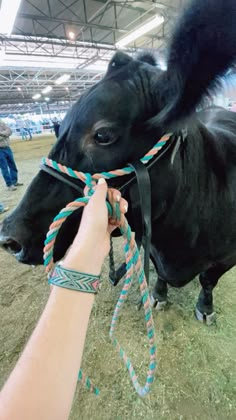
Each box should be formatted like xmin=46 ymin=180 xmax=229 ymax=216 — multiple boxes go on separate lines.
xmin=44 ymin=198 xmax=88 ymax=274
xmin=41 ymin=133 xmax=171 ymax=183
xmin=44 ymin=195 xmax=156 ymax=397
xmin=109 ymin=217 xmax=156 ymax=397
xmin=43 ymin=133 xmax=171 ymax=397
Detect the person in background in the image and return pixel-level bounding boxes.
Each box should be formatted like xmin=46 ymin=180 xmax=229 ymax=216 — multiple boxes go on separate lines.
xmin=17 ymin=118 xmax=27 ymax=140
xmin=20 ymin=127 xmax=27 ymax=141
xmin=0 ymin=179 xmax=128 ymax=420
xmin=52 ymin=118 xmax=60 ymax=138
xmin=0 ymin=120 xmax=24 ymax=191
xmin=17 ymin=118 xmax=28 ymax=140
xmin=24 ymin=119 xmax=33 ymax=140
xmin=0 ymin=203 xmax=9 ymax=214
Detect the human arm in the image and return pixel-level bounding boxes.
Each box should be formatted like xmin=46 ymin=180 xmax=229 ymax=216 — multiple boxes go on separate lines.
xmin=0 ymin=179 xmax=127 ymax=420
xmin=0 ymin=286 xmax=95 ymax=420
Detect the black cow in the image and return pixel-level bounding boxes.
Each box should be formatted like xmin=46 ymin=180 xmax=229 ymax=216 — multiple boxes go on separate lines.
xmin=1 ymin=0 xmax=236 ymax=324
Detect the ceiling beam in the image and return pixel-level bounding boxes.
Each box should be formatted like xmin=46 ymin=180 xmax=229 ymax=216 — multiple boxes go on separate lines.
xmin=17 ymin=13 xmax=127 ymax=35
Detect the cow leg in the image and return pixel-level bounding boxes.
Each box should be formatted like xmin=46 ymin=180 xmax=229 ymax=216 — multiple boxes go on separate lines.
xmin=150 ymin=276 xmax=168 ymax=310
xmin=149 ymin=248 xmax=168 ymax=310
xmin=195 ymin=263 xmax=231 ymax=325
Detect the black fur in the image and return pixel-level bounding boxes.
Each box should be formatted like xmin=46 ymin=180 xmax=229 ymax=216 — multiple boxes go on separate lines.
xmin=2 ymin=0 xmax=236 ymax=318
xmin=158 ymin=0 xmax=236 ymax=125
xmin=136 ymin=53 xmax=157 ymax=67
xmin=106 ymin=51 xmax=133 ymax=74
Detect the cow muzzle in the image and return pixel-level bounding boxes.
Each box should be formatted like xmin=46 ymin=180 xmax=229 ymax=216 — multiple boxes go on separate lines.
xmin=0 ymin=233 xmax=25 ymax=260
xmin=0 ymin=222 xmax=43 ymax=264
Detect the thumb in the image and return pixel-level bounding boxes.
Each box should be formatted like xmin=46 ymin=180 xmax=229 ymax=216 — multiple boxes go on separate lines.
xmin=90 ymin=178 xmax=108 ymax=206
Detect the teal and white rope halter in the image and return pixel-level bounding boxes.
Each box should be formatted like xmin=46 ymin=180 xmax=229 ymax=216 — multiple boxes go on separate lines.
xmin=42 ymin=133 xmax=171 ymax=397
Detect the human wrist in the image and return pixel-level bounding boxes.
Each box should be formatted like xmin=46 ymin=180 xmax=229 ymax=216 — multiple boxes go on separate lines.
xmin=50 ymin=285 xmax=95 ymax=313
xmin=62 ymin=247 xmax=104 ymax=276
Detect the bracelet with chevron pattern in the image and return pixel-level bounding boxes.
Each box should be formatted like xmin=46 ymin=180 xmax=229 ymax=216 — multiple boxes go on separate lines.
xmin=48 ymin=264 xmax=101 ymax=293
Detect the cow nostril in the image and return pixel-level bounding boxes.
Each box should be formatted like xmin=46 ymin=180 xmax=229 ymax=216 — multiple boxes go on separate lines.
xmin=0 ymin=238 xmax=22 ymax=254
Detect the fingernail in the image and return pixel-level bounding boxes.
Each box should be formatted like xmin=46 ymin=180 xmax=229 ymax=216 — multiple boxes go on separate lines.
xmin=98 ymin=178 xmax=105 ymax=185
xmin=116 ymin=194 xmax=120 ymax=202
xmin=124 ymin=204 xmax=128 ymax=213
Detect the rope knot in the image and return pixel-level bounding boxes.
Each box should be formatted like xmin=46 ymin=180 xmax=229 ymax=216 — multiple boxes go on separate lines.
xmin=83 ymin=173 xmax=96 ymax=197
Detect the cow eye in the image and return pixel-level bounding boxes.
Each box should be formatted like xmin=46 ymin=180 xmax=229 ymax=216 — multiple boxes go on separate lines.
xmin=94 ymin=128 xmax=117 ymax=146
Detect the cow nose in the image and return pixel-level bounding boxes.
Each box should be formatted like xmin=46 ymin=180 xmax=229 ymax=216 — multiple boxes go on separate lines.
xmin=0 ymin=236 xmax=22 ymax=255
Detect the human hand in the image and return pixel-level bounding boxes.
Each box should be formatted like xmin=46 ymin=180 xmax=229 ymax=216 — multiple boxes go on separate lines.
xmin=62 ymin=179 xmax=128 ymax=275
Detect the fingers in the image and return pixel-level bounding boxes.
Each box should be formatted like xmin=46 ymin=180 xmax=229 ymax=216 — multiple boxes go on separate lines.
xmin=87 ymin=178 xmax=108 ymax=208
xmin=121 ymin=198 xmax=128 ymax=214
xmin=107 ymin=188 xmax=128 ymax=219
xmin=86 ymin=181 xmax=128 ymax=226
xmin=107 ymin=189 xmax=128 ymax=232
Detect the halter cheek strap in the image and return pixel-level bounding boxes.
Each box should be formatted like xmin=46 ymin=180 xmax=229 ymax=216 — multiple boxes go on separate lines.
xmin=128 ymin=160 xmax=151 ymax=283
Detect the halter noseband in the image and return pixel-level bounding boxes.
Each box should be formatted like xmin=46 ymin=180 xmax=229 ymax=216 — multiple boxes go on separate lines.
xmin=40 ymin=133 xmax=173 ymax=189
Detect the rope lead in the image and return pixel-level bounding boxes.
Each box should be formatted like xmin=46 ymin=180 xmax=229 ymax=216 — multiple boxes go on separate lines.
xmin=42 ymin=133 xmax=171 ymax=397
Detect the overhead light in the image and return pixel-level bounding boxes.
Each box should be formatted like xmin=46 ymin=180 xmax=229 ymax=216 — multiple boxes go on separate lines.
xmin=54 ymin=74 xmax=71 ymax=85
xmin=17 ymin=87 xmax=21 ymax=91
xmin=116 ymin=15 xmax=164 ymax=48
xmin=32 ymin=93 xmax=41 ymax=100
xmin=0 ymin=0 xmax=22 ymax=35
xmin=45 ymin=97 xmax=50 ymax=101
xmin=68 ymin=31 xmax=75 ymax=40
xmin=42 ymin=86 xmax=52 ymax=94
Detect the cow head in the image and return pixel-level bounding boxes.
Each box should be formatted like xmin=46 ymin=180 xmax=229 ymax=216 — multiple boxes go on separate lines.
xmin=1 ymin=0 xmax=236 ymax=264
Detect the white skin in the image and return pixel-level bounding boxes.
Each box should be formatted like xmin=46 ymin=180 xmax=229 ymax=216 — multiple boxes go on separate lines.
xmin=0 ymin=178 xmax=128 ymax=420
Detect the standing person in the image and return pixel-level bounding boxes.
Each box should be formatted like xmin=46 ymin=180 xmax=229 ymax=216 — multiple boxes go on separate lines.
xmin=52 ymin=118 xmax=60 ymax=138
xmin=20 ymin=127 xmax=27 ymax=141
xmin=17 ymin=118 xmax=27 ymax=140
xmin=0 ymin=120 xmax=23 ymax=191
xmin=24 ymin=119 xmax=33 ymax=140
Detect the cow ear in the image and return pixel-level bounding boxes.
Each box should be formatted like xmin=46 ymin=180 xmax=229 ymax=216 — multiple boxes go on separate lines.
xmin=155 ymin=0 xmax=236 ymax=125
xmin=106 ymin=51 xmax=133 ymax=74
xmin=136 ymin=53 xmax=157 ymax=67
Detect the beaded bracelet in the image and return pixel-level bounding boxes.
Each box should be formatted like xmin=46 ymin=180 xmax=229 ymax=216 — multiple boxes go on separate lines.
xmin=48 ymin=264 xmax=101 ymax=294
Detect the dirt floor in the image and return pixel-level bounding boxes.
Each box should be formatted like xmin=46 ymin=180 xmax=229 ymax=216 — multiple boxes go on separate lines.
xmin=0 ymin=134 xmax=236 ymax=420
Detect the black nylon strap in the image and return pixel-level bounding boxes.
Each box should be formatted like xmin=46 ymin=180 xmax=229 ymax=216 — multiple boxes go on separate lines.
xmin=128 ymin=161 xmax=151 ymax=284
xmin=40 ymin=164 xmax=84 ymax=194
